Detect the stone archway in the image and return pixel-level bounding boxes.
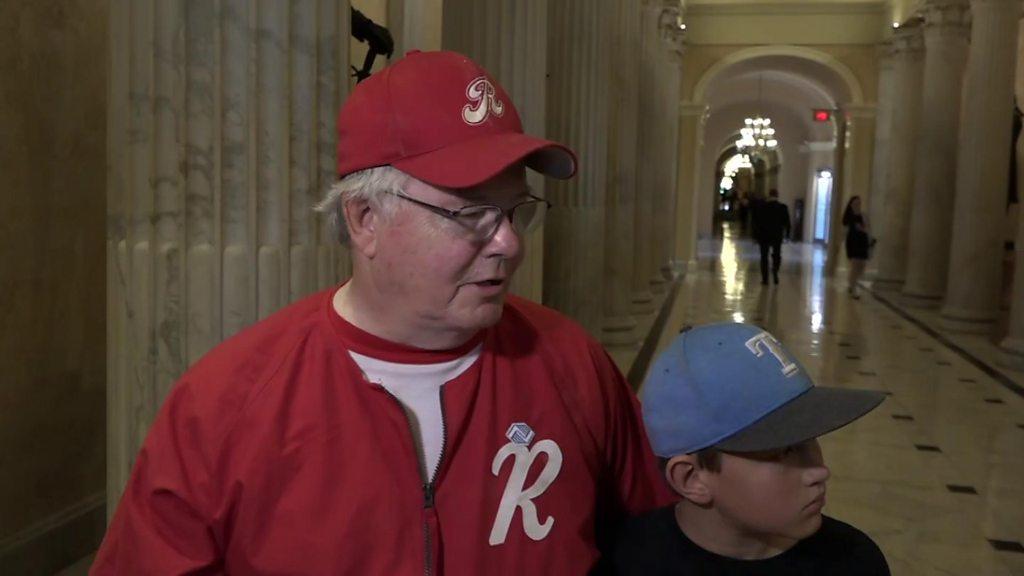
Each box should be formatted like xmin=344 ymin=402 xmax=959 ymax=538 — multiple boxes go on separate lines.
xmin=691 ymin=45 xmax=865 ymax=106
xmin=677 ymin=44 xmax=873 ymax=268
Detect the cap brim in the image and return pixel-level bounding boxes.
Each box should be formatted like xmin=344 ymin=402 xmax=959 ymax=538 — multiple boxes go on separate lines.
xmin=711 ymin=386 xmax=886 ymax=453
xmin=392 ymin=132 xmax=577 ymax=189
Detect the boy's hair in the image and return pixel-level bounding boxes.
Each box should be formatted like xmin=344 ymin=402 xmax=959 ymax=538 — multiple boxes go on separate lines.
xmin=658 ymin=448 xmax=722 ymax=478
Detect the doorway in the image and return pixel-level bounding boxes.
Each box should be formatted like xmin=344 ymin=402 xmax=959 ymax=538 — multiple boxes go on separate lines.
xmin=812 ymin=169 xmax=833 ymax=243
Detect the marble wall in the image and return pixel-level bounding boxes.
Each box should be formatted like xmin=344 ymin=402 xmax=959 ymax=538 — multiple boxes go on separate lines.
xmin=105 ymin=0 xmax=353 ymax=514
xmin=0 ymin=0 xmax=108 ymax=572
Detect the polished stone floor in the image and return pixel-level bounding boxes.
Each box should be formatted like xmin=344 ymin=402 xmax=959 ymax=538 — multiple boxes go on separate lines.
xmin=644 ymin=225 xmax=1024 ymax=576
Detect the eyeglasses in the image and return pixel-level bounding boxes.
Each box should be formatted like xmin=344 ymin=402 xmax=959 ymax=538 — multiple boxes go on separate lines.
xmin=385 ymin=190 xmax=552 ymax=240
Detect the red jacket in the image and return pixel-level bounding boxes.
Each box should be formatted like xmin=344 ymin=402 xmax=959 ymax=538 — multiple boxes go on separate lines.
xmin=92 ymin=288 xmax=672 ymax=575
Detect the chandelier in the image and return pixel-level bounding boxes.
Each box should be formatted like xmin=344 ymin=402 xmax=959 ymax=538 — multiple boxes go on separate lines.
xmin=736 ymin=116 xmax=778 ymax=153
xmin=735 ymin=74 xmax=779 ymax=155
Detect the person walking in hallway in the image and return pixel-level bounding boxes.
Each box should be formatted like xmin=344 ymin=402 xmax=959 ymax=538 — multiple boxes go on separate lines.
xmin=752 ymin=188 xmax=791 ymax=285
xmin=842 ymin=196 xmax=870 ymax=299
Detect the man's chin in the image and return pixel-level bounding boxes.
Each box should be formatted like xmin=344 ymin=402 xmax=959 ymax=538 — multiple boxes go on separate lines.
xmin=464 ymin=299 xmax=507 ymax=330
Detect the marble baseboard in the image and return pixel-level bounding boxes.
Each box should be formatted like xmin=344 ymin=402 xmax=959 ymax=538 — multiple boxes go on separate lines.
xmin=0 ymin=493 xmax=105 ymax=576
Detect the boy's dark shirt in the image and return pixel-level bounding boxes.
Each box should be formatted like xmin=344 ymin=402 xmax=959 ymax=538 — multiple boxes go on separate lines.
xmin=612 ymin=505 xmax=890 ymax=575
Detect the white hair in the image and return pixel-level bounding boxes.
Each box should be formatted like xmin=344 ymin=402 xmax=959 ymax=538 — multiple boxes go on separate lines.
xmin=315 ymin=166 xmax=410 ymax=244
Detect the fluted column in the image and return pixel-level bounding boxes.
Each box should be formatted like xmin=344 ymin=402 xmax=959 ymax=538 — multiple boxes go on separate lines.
xmin=543 ymin=0 xmax=611 ymax=337
xmin=388 ymin=0 xmax=443 ymax=54
xmin=673 ymin=103 xmax=708 ymax=273
xmin=631 ymin=3 xmax=662 ymax=314
xmin=107 ymin=0 xmax=351 ymax=515
xmin=867 ymin=41 xmax=896 ymax=277
xmin=902 ymin=0 xmax=971 ymax=306
xmin=941 ymin=0 xmax=1021 ymax=332
xmin=875 ymin=25 xmax=924 ymax=286
xmin=1001 ymin=132 xmax=1024 ymax=365
xmin=650 ymin=5 xmax=685 ymax=290
xmin=442 ymin=0 xmax=548 ymax=302
xmin=826 ymin=106 xmax=876 ymax=277
xmin=601 ymin=0 xmax=643 ymax=347
xmin=999 ymin=21 xmax=1024 ymax=365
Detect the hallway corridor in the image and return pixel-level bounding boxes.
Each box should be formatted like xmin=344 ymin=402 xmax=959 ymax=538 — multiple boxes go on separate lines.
xmin=645 ymin=227 xmax=1024 ymax=575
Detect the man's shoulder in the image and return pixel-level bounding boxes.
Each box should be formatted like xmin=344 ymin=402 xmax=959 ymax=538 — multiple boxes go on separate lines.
xmin=501 ymin=295 xmax=598 ymax=348
xmin=175 ymin=288 xmax=333 ymax=408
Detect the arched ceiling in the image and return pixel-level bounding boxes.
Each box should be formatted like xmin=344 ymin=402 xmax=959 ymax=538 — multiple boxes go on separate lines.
xmin=701 ymin=54 xmax=850 ymax=147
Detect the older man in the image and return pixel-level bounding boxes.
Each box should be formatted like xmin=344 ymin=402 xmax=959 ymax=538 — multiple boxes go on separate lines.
xmin=91 ymin=51 xmax=669 ymax=575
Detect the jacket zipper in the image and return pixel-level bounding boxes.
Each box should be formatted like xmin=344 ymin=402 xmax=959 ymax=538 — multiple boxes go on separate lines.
xmin=378 ymin=386 xmax=448 ymax=576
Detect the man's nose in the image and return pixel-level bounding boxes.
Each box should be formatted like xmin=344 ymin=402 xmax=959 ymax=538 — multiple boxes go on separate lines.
xmin=486 ymin=213 xmax=522 ymax=258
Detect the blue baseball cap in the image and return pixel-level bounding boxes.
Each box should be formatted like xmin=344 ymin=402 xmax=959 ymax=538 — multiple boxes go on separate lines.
xmin=641 ymin=323 xmax=885 ymax=457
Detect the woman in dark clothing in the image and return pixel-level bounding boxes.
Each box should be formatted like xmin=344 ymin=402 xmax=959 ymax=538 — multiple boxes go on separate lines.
xmin=842 ymin=196 xmax=870 ymax=299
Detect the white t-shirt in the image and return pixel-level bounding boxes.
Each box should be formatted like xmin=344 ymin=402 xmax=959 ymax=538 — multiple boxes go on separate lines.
xmin=349 ymin=345 xmax=482 ymax=482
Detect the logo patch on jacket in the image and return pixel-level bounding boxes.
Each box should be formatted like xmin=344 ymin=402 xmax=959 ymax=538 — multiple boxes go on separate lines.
xmin=489 ymin=424 xmax=563 ymax=546
xmin=506 ymin=422 xmax=535 ymax=445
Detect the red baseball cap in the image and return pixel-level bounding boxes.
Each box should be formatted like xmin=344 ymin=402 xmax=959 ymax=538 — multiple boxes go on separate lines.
xmin=336 ymin=50 xmax=577 ymax=188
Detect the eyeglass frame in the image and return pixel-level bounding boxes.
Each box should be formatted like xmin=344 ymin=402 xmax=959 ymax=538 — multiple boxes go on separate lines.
xmin=382 ymin=189 xmax=552 ymax=239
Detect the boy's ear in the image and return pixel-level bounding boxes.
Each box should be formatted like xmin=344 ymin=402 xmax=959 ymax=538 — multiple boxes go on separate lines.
xmin=666 ymin=454 xmax=713 ymax=506
xmin=343 ymin=197 xmax=380 ymax=258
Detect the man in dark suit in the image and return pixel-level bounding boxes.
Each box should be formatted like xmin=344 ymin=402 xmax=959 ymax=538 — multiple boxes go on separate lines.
xmin=752 ymin=188 xmax=791 ymax=285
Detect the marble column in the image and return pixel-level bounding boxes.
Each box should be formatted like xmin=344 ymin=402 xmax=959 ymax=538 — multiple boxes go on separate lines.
xmin=941 ymin=0 xmax=1021 ymax=332
xmin=107 ymin=0 xmax=351 ymax=515
xmin=824 ymin=111 xmax=849 ymax=277
xmin=867 ymin=41 xmax=896 ymax=277
xmin=441 ymin=0 xmax=548 ymax=303
xmin=826 ymin=106 xmax=876 ymax=277
xmin=631 ymin=3 xmax=662 ymax=314
xmin=1001 ymin=133 xmax=1024 ymax=366
xmin=650 ymin=5 xmax=685 ymax=290
xmin=388 ymin=0 xmax=443 ymax=54
xmin=601 ymin=0 xmax=643 ymax=347
xmin=673 ymin=103 xmax=709 ymax=273
xmin=543 ymin=0 xmax=612 ymax=337
xmin=999 ymin=21 xmax=1024 ymax=365
xmin=875 ymin=25 xmax=924 ymax=286
xmin=902 ymin=0 xmax=971 ymax=306
xmin=635 ymin=2 xmax=684 ymax=298
xmin=846 ymin=107 xmax=878 ymax=219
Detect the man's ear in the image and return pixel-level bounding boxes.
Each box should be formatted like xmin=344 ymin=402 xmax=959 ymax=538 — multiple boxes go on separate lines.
xmin=666 ymin=454 xmax=713 ymax=506
xmin=343 ymin=197 xmax=380 ymax=258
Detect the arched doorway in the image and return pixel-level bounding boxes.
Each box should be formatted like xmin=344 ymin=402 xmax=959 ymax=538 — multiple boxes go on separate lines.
xmin=686 ymin=46 xmax=866 ymax=249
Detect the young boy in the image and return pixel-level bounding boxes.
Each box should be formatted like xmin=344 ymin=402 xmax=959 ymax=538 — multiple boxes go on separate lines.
xmin=614 ymin=323 xmax=890 ymax=575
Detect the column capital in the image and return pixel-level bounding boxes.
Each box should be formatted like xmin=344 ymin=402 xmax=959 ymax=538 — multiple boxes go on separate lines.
xmin=922 ymin=0 xmax=971 ymax=37
xmin=892 ymin=24 xmax=925 ymax=55
xmin=876 ymin=38 xmax=898 ymax=62
xmin=658 ymin=6 xmax=687 ymax=56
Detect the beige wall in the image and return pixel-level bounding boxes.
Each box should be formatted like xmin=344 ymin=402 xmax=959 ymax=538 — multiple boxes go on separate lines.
xmin=685 ymin=2 xmax=888 ymax=45
xmin=0 ymin=0 xmax=107 ymax=570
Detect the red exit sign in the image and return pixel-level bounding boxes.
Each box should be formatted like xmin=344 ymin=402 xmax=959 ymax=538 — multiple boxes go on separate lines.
xmin=813 ymin=109 xmax=832 ymax=122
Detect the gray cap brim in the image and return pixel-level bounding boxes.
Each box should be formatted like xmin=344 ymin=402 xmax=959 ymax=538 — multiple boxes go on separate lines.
xmin=712 ymin=386 xmax=886 ymax=453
